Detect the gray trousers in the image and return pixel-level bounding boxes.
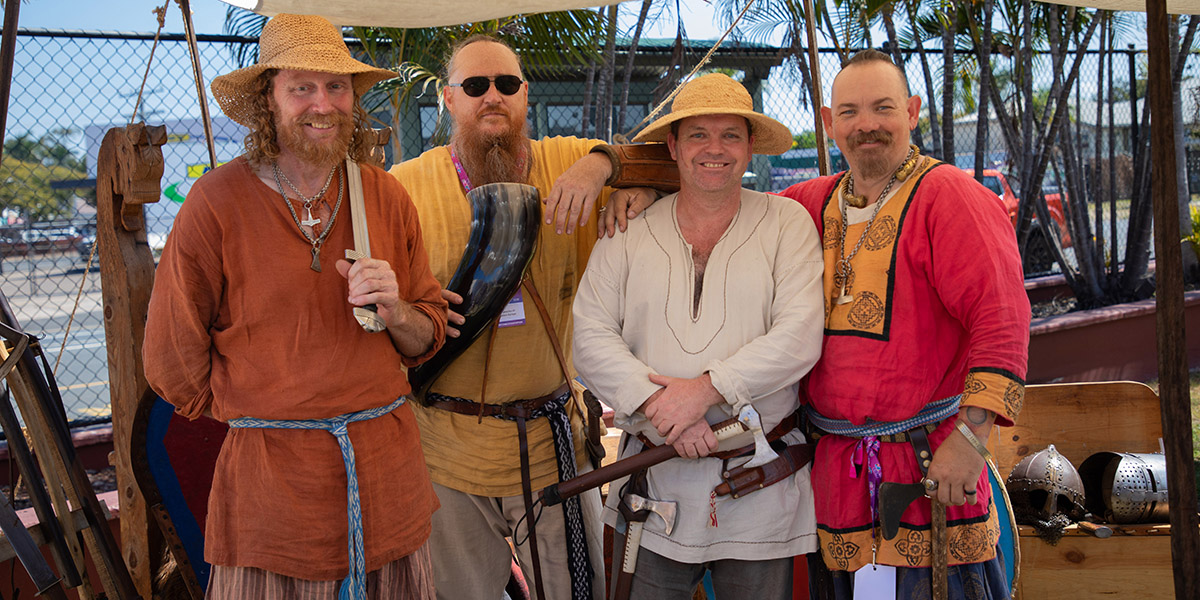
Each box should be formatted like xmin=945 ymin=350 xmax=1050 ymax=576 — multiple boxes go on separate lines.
xmin=614 ymin=531 xmax=794 ymax=600
xmin=428 ymin=481 xmax=605 ymax=600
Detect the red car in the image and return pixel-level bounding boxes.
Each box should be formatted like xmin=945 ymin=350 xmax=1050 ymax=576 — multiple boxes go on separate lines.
xmin=970 ymin=168 xmax=1071 ymax=247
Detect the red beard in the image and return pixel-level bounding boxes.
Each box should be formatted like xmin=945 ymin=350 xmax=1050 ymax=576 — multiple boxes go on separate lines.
xmin=451 ymin=110 xmax=530 ymax=186
xmin=275 ymin=110 xmax=354 ymax=168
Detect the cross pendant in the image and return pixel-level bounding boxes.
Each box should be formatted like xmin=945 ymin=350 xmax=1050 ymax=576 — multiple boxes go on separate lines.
xmin=310 ymin=246 xmax=322 ymax=272
xmin=301 ymin=207 xmax=321 ymax=228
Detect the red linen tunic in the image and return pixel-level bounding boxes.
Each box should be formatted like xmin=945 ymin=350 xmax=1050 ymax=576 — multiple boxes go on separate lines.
xmin=780 ymin=160 xmax=1029 ymax=571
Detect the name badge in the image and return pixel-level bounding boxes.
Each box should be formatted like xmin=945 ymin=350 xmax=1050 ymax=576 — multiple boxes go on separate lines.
xmin=498 ymin=290 xmax=526 ymax=328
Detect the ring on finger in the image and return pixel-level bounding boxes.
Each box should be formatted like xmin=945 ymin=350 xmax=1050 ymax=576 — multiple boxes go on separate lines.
xmin=922 ymin=478 xmax=938 ymax=493
xmin=964 ymin=489 xmax=977 ymax=496
xmin=598 ymin=206 xmax=608 ymax=213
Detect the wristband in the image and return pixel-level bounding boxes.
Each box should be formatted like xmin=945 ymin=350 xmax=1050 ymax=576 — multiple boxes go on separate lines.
xmin=955 ymin=419 xmax=992 ymax=461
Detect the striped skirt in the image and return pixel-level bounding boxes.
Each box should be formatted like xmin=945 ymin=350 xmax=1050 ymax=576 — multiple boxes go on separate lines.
xmin=206 ymin=542 xmax=434 ymax=600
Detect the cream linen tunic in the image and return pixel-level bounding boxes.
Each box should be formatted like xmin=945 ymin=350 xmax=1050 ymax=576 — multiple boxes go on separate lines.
xmin=573 ymin=188 xmax=825 ymax=563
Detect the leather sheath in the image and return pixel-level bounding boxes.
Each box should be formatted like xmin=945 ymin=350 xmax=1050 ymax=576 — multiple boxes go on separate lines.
xmin=593 ymin=143 xmax=681 ymax=192
xmin=715 ymin=443 xmax=815 ymax=498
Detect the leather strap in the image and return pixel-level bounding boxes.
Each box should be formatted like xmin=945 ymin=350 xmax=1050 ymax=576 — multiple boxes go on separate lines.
xmin=521 ymin=277 xmax=604 ymax=464
xmin=714 ymin=442 xmax=815 ymax=498
xmin=516 ymin=414 xmax=547 ymax=600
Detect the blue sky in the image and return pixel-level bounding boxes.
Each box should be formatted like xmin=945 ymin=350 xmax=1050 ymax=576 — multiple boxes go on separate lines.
xmin=17 ymin=0 xmax=723 ymax=38
xmin=21 ymin=0 xmax=231 ymax=34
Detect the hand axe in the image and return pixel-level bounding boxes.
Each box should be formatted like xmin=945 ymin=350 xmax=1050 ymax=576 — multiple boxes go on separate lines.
xmin=878 ymin=481 xmax=926 ymax=540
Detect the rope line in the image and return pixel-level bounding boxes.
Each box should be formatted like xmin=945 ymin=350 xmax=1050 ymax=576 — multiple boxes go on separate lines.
xmin=130 ymin=2 xmax=170 ymax=125
xmin=617 ymin=0 xmax=757 ymax=142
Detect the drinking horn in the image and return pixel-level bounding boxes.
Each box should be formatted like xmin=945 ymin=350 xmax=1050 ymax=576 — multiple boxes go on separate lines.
xmin=408 ymin=182 xmax=542 ymax=399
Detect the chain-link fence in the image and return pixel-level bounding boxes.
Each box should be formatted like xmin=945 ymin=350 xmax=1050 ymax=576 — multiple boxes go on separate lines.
xmin=0 ymin=27 xmax=1171 ymax=425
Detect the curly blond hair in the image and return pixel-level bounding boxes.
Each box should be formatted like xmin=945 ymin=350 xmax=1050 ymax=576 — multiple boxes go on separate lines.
xmin=242 ymin=69 xmax=376 ymax=166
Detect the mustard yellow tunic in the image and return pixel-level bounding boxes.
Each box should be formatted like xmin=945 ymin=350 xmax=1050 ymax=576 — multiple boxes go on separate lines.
xmin=389 ymin=137 xmax=611 ymax=497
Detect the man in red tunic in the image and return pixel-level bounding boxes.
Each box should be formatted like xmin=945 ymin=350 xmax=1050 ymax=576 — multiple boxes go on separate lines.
xmin=779 ymin=49 xmax=1029 ymax=598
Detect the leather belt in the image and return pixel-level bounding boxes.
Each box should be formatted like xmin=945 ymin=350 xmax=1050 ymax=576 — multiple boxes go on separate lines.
xmin=426 ymin=383 xmax=570 ymax=420
xmin=809 ymin=420 xmax=940 ymax=444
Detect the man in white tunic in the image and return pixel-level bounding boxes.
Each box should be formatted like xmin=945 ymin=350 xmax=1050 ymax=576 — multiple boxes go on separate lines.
xmin=572 ymin=73 xmax=825 ymax=599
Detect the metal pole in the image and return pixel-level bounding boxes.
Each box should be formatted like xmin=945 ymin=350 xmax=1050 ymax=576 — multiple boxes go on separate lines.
xmin=1145 ymin=1 xmax=1200 ymax=597
xmin=0 ymin=0 xmax=22 ymax=167
xmin=803 ymin=0 xmax=830 ymax=176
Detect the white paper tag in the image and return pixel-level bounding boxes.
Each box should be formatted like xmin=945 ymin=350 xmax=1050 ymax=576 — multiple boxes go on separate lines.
xmin=853 ymin=564 xmax=896 ymax=599
xmin=498 ymin=290 xmax=526 ymax=328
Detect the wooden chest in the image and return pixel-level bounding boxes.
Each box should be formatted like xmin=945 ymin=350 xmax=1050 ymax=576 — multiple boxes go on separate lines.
xmin=989 ymin=381 xmax=1175 ymax=599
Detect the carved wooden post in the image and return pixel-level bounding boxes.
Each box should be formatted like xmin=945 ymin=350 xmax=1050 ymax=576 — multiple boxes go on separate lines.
xmin=96 ymin=123 xmax=167 ymax=598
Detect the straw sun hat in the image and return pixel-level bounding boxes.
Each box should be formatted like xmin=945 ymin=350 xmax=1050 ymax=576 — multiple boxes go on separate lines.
xmin=210 ymin=13 xmax=395 ymax=128
xmin=633 ymin=73 xmax=793 ymax=155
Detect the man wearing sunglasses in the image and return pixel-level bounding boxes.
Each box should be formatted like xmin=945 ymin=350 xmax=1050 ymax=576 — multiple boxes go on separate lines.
xmin=389 ymin=35 xmax=655 ymax=600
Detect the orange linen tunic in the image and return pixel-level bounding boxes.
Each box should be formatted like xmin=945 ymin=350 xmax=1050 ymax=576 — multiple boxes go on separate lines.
xmin=143 ymin=157 xmax=446 ymax=580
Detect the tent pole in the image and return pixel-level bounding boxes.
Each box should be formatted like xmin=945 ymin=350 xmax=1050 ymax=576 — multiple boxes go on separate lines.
xmin=1146 ymin=1 xmax=1200 ymax=597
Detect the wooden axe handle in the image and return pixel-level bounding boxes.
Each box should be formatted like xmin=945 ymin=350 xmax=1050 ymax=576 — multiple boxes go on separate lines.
xmin=542 ymin=443 xmax=678 ymax=506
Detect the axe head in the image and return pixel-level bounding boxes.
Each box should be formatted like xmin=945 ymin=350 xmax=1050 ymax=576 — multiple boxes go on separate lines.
xmin=627 ymin=493 xmax=678 ymax=536
xmin=877 ymin=482 xmax=927 ymax=541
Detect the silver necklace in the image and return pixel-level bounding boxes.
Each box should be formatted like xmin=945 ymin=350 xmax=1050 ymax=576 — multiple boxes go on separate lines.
xmin=833 ymin=171 xmax=900 ymax=306
xmin=273 ymin=161 xmax=337 ymax=227
xmin=272 ymin=163 xmax=344 ymax=272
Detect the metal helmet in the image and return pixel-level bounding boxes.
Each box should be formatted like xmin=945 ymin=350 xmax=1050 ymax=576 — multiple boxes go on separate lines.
xmin=1006 ymin=444 xmax=1087 ymax=523
xmin=1079 ymin=452 xmax=1170 ymax=524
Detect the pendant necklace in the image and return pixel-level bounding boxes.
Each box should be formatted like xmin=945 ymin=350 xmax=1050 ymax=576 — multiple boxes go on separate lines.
xmin=834 ymin=146 xmax=919 ymax=306
xmin=274 ymin=161 xmax=337 ymax=227
xmin=272 ymin=162 xmax=344 ymax=272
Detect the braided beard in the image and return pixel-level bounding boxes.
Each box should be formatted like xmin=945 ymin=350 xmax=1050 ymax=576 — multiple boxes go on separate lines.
xmin=451 ymin=116 xmax=530 ymax=186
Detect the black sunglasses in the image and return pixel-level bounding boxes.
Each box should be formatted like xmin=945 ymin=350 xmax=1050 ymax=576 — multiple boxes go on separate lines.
xmin=448 ymin=75 xmax=525 ymax=98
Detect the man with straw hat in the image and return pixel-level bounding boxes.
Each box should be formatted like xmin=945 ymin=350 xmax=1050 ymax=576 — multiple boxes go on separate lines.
xmin=144 ymin=13 xmax=446 ymax=600
xmin=779 ymin=49 xmax=1027 ymax=598
xmin=572 ymin=72 xmax=825 ymax=599
xmin=388 ymin=34 xmax=659 ymax=600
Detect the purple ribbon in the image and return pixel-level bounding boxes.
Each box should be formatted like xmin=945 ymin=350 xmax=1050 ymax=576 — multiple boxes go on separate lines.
xmin=851 ymin=435 xmax=883 ymax=533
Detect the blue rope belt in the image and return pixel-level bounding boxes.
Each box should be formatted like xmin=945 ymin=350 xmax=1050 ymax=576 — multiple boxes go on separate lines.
xmin=805 ymin=395 xmax=961 ymax=438
xmin=228 ymin=396 xmax=407 ymax=600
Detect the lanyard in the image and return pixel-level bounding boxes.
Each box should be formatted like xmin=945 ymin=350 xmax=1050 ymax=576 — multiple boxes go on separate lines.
xmin=447 ymin=144 xmax=529 ymax=194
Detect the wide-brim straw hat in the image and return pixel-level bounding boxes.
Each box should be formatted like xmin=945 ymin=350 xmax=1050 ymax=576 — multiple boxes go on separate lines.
xmin=211 ymin=13 xmax=395 ymax=128
xmin=634 ymin=73 xmax=793 ymax=155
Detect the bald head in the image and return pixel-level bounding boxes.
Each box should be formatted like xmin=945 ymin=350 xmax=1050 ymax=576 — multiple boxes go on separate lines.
xmin=832 ymin=49 xmax=910 ymax=104
xmin=445 ymin=35 xmax=524 ymax=82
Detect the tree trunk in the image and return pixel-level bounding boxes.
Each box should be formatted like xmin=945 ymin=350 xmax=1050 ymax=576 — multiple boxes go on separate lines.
xmin=908 ymin=0 xmax=942 ymax=157
xmin=973 ymin=0 xmax=993 ymax=179
xmin=617 ymin=0 xmax=652 ymax=138
xmin=596 ymin=5 xmax=619 ymax=141
xmin=939 ymin=2 xmax=956 ymax=164
xmin=881 ymin=4 xmax=924 ymax=150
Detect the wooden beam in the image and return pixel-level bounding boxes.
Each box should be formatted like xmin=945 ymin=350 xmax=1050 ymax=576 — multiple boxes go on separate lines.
xmin=96 ymin=123 xmax=167 ymax=599
xmin=1145 ymin=1 xmax=1200 ymax=597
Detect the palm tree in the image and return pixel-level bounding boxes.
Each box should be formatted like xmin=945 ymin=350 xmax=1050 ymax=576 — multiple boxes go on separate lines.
xmin=222 ymin=6 xmax=604 ymax=155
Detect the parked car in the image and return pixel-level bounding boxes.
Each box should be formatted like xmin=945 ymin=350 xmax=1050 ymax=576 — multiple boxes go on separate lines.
xmin=0 ymin=225 xmax=85 ymax=258
xmin=967 ymin=168 xmax=1071 ymax=274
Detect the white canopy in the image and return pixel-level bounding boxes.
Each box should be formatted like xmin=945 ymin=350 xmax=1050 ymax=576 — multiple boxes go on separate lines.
xmin=219 ymin=0 xmax=628 ymax=28
xmin=1046 ymin=0 xmax=1200 ymax=13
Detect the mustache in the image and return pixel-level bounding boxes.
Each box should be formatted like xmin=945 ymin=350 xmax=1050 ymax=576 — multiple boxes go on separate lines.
xmin=295 ymin=111 xmax=353 ymax=128
xmin=849 ymin=130 xmax=893 ymax=148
